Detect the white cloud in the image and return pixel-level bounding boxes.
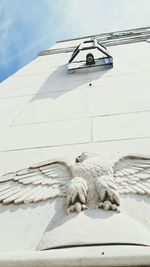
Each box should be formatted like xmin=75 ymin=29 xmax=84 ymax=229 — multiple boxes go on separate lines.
xmin=61 ymin=0 xmax=150 ymax=36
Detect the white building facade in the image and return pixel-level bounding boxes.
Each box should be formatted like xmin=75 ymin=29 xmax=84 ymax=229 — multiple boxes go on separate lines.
xmin=0 ymin=27 xmax=150 ymax=266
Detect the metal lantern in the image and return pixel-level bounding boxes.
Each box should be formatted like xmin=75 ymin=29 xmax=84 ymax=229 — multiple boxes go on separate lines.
xmin=68 ymin=38 xmax=113 ymax=72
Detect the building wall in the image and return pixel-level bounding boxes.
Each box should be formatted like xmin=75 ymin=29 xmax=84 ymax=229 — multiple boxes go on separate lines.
xmin=0 ymin=39 xmax=150 ymax=251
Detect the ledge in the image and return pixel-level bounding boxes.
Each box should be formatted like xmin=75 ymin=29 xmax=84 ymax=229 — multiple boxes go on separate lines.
xmin=38 ymin=26 xmax=150 ymax=56
xmin=0 ymin=246 xmax=150 ymax=267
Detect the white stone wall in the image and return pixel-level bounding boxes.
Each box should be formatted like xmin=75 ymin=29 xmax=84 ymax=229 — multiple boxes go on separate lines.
xmin=1 ymin=41 xmax=150 ymax=156
xmin=0 ymin=39 xmax=150 ymax=252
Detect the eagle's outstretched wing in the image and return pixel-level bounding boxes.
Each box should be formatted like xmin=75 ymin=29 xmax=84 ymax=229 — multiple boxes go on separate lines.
xmin=113 ymin=154 xmax=150 ymax=195
xmin=0 ymin=158 xmax=73 ymax=204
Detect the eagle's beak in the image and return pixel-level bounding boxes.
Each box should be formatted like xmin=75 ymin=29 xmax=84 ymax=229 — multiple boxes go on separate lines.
xmin=75 ymin=157 xmax=80 ymax=163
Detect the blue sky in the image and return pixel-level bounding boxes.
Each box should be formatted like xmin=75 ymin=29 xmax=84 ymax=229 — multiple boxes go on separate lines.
xmin=0 ymin=0 xmax=150 ymax=81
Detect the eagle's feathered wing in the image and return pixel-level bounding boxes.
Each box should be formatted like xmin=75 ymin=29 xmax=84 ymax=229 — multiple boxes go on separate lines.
xmin=0 ymin=158 xmax=73 ymax=204
xmin=1 ymin=153 xmax=150 ymax=206
xmin=113 ymin=154 xmax=150 ymax=196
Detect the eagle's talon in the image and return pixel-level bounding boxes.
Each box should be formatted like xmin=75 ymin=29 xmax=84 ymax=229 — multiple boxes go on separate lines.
xmin=98 ymin=202 xmax=104 ymax=209
xmin=111 ymin=204 xmax=120 ymax=213
xmin=67 ymin=205 xmax=75 ymax=214
xmin=67 ymin=202 xmax=87 ymax=214
xmin=98 ymin=200 xmax=120 ymax=212
xmin=98 ymin=200 xmax=111 ymax=210
xmin=81 ymin=204 xmax=88 ymax=210
xmin=103 ymin=200 xmax=112 ymax=210
xmin=74 ymin=202 xmax=82 ymax=212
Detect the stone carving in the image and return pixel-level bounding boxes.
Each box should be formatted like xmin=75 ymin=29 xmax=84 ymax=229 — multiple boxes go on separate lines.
xmin=0 ymin=152 xmax=150 ymax=213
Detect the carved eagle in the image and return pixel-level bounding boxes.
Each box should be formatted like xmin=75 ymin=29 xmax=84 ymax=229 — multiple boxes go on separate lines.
xmin=0 ymin=152 xmax=150 ymax=213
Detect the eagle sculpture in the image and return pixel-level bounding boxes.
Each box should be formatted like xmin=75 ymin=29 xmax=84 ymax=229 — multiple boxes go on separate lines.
xmin=0 ymin=152 xmax=150 ymax=213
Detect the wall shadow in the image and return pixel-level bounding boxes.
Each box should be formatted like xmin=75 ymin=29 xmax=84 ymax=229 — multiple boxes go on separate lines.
xmin=31 ymin=63 xmax=112 ymax=101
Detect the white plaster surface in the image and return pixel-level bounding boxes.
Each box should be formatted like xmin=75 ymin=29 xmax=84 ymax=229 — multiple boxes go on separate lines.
xmin=0 ymin=38 xmax=150 ymax=266
xmin=0 ymin=72 xmax=50 ymax=91
xmin=0 ymin=201 xmax=53 ymax=251
xmin=88 ymin=80 xmax=150 ymax=116
xmin=38 ymin=207 xmax=150 ymax=250
xmin=116 ymin=41 xmax=150 ymax=59
xmin=12 ymin=86 xmax=90 ymax=125
xmin=10 ymin=79 xmax=150 ymax=126
xmin=134 ymin=58 xmax=150 ymax=71
xmin=12 ymin=53 xmax=71 ymax=76
xmin=93 ymin=112 xmax=150 ymax=142
xmin=0 ymin=96 xmax=30 ymax=127
xmin=0 ymin=119 xmax=91 ymax=151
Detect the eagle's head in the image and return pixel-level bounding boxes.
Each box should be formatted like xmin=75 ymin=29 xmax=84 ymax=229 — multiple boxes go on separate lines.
xmin=75 ymin=152 xmax=99 ymax=163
